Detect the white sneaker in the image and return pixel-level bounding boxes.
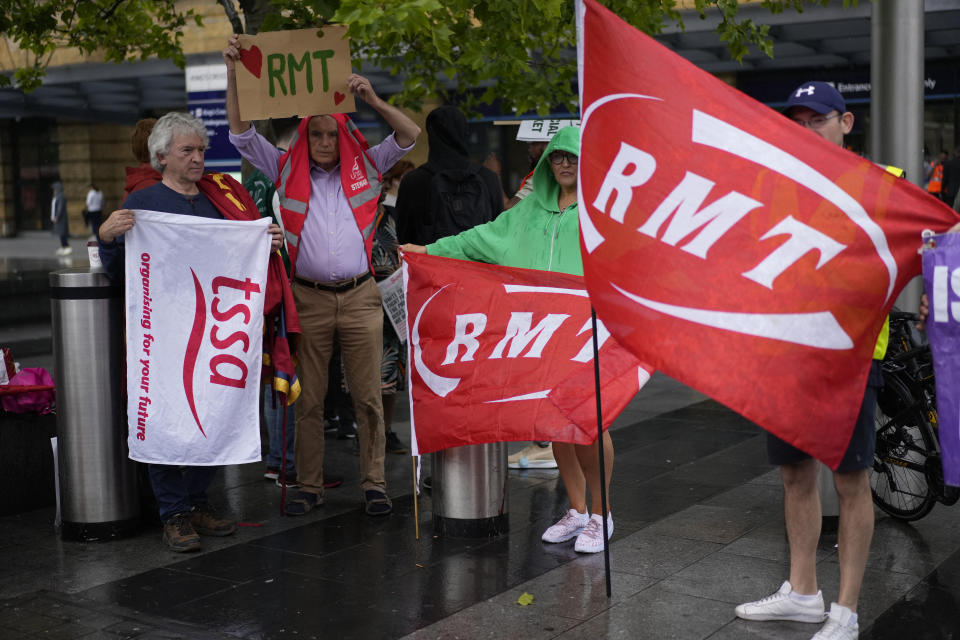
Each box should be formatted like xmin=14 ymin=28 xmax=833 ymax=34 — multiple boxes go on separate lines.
xmin=811 ymin=603 xmax=858 ymax=640
xmin=574 ymin=512 xmax=614 ymax=553
xmin=541 ymin=509 xmax=589 ymax=543
xmin=508 ymin=443 xmax=557 ymax=469
xmin=735 ymin=581 xmax=827 ymax=623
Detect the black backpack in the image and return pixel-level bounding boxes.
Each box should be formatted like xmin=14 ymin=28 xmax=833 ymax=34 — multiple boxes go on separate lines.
xmin=423 ymin=164 xmax=495 ymax=242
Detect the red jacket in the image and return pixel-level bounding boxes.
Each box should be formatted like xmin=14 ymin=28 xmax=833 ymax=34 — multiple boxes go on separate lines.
xmin=124 ymin=164 xmax=162 ymax=199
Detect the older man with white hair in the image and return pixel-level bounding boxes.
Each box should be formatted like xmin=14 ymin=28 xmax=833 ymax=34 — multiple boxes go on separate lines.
xmin=99 ymin=111 xmax=289 ymax=552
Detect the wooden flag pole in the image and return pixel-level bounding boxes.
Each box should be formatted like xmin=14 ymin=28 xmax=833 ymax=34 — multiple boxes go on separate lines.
xmin=279 ymin=397 xmax=288 ymax=516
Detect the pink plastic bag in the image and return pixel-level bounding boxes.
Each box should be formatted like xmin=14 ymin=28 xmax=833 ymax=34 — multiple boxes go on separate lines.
xmin=0 ymin=347 xmax=14 ymax=385
xmin=0 ymin=368 xmax=56 ymax=414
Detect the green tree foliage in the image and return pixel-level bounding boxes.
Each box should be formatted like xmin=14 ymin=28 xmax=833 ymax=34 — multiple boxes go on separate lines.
xmin=2 ymin=0 xmax=856 ymax=112
xmin=263 ymin=0 xmax=857 ymax=115
xmin=0 ymin=0 xmax=200 ymax=92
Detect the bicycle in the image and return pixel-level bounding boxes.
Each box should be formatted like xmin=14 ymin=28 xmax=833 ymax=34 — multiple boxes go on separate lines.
xmin=870 ymin=310 xmax=959 ymax=521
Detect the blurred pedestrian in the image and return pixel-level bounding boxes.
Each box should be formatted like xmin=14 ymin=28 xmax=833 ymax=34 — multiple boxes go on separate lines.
xmin=505 ymin=134 xmax=558 ymax=471
xmin=941 ymin=147 xmax=960 ymax=211
xmin=374 ymin=160 xmax=415 ymax=454
xmin=926 ymin=150 xmax=947 ymax=200
xmin=505 ymin=140 xmax=548 ymax=210
xmin=51 ymin=181 xmax=70 ymax=256
xmin=243 ymin=116 xmax=302 ymax=488
xmin=124 ymin=118 xmax=161 ymax=198
xmin=85 ymin=183 xmax=104 ymax=239
xmin=395 ymin=105 xmax=502 ymax=245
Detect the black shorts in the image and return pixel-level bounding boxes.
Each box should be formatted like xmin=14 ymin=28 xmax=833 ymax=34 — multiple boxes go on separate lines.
xmin=767 ymin=360 xmax=884 ymax=472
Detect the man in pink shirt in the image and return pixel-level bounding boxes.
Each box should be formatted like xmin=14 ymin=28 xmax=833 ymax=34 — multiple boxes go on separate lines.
xmin=223 ymin=35 xmax=420 ymax=516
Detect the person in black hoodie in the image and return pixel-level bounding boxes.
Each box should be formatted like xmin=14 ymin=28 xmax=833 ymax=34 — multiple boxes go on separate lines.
xmin=941 ymin=147 xmax=960 ymax=211
xmin=396 ymin=105 xmax=503 ymax=245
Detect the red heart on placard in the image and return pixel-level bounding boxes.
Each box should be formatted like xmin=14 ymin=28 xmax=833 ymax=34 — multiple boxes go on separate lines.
xmin=334 ymin=91 xmax=345 ymax=105
xmin=239 ymin=45 xmax=262 ymax=79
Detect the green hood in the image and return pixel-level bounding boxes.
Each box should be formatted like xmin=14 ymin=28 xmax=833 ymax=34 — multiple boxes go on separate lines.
xmin=530 ymin=125 xmax=580 ymax=212
xmin=426 ymin=124 xmax=583 ymax=275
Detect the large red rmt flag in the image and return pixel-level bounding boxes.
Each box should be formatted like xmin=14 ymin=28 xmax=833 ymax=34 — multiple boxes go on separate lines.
xmin=403 ymin=252 xmax=652 ymax=455
xmin=577 ymin=0 xmax=960 ymax=468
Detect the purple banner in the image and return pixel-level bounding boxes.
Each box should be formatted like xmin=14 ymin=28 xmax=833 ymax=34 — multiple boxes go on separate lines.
xmin=922 ymin=232 xmax=960 ymax=487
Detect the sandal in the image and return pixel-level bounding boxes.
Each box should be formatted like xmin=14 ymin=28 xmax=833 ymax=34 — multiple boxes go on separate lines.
xmin=363 ymin=489 xmax=392 ymax=516
xmin=285 ymin=491 xmax=322 ymax=516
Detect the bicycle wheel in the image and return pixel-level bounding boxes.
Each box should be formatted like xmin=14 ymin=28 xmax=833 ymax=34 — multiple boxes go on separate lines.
xmin=870 ymin=375 xmax=938 ymax=521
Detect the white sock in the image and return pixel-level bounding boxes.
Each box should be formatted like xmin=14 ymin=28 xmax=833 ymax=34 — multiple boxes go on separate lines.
xmin=791 ymin=591 xmax=820 ymax=602
xmin=831 ymin=603 xmax=857 ymax=626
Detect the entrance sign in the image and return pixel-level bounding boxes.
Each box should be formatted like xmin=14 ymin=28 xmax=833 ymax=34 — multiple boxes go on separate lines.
xmin=186 ymin=64 xmax=240 ymax=173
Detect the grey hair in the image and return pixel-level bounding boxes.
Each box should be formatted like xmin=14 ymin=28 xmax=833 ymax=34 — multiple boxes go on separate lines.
xmin=148 ymin=112 xmax=209 ymax=172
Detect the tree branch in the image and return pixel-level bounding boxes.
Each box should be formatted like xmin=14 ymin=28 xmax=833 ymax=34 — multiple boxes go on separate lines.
xmin=238 ymin=0 xmax=271 ymax=35
xmin=99 ymin=0 xmax=128 ymax=22
xmin=217 ymin=0 xmax=245 ymax=34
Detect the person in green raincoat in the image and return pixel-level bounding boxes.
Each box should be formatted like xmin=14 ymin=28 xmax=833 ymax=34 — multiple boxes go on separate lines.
xmin=401 ymin=126 xmax=615 ymax=553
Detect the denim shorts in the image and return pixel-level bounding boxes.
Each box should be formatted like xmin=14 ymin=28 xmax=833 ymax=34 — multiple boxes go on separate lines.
xmin=766 ymin=360 xmax=883 ymax=472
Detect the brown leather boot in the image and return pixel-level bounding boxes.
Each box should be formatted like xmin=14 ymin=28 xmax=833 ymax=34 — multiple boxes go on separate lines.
xmin=189 ymin=503 xmax=237 ymax=536
xmin=162 ymin=513 xmax=201 ymax=552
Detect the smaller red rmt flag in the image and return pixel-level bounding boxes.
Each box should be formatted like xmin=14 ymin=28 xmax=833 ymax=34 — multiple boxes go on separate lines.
xmin=403 ymin=252 xmax=651 ymax=456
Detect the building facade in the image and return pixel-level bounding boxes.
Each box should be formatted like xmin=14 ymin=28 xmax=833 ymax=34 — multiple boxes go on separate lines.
xmin=1 ymin=1 xmax=958 ymax=237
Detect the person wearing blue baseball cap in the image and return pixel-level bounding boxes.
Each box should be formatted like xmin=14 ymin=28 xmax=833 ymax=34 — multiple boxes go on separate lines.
xmin=735 ymin=80 xmax=882 ymax=640
xmin=783 ymin=81 xmax=853 ymax=147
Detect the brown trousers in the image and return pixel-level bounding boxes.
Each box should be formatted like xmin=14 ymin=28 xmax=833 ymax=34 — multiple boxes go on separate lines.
xmin=293 ymin=277 xmax=386 ymax=497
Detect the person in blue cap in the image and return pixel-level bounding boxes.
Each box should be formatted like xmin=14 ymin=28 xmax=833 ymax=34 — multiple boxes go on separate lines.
xmin=735 ymin=81 xmax=883 ymax=640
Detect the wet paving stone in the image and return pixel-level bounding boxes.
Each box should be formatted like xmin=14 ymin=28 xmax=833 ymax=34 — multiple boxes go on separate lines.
xmin=4 ymin=386 xmax=960 ymax=639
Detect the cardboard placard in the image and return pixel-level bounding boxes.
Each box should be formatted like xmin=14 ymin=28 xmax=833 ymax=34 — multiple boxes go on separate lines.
xmin=378 ymin=269 xmax=407 ymax=345
xmin=235 ymin=26 xmax=355 ymax=120
xmin=516 ymin=119 xmax=580 ymax=142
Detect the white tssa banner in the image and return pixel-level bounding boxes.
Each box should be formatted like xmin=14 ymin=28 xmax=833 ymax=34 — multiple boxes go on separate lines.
xmin=125 ymin=209 xmax=270 ymax=465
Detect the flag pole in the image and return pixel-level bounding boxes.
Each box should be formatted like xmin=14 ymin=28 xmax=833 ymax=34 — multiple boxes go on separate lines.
xmin=279 ymin=394 xmax=288 ymax=516
xmin=590 ymin=306 xmax=612 ymax=598
xmin=413 ymin=456 xmax=420 ymax=540
xmin=577 ymin=0 xmax=609 ymax=594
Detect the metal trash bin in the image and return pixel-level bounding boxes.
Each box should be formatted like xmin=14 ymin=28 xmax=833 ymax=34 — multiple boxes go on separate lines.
xmin=432 ymin=442 xmax=508 ymax=537
xmin=51 ymin=267 xmax=139 ymax=541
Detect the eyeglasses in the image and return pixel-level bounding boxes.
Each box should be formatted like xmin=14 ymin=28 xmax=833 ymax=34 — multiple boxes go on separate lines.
xmin=790 ymin=113 xmax=841 ymax=129
xmin=548 ymin=151 xmax=579 ymax=165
